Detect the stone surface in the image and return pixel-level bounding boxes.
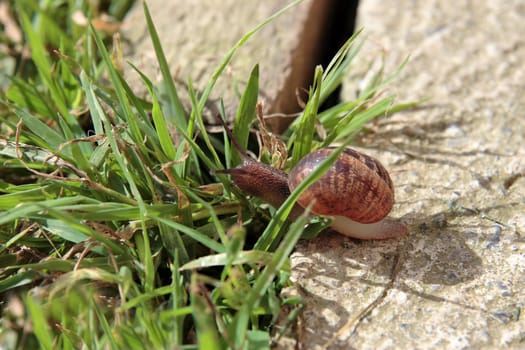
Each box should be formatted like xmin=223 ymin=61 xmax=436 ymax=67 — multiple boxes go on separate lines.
xmin=120 ymin=0 xmax=316 ymax=127
xmin=288 ymin=0 xmax=525 ymax=349
xmin=121 ymin=0 xmax=358 ymax=132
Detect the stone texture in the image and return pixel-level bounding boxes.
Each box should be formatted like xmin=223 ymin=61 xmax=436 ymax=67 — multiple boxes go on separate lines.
xmin=288 ymin=0 xmax=525 ymax=349
xmin=120 ymin=0 xmax=315 ymax=126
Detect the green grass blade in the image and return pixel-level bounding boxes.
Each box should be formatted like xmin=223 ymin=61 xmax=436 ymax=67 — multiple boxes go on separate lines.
xmin=92 ymin=301 xmax=119 ymax=350
xmin=17 ymin=9 xmax=67 ymax=120
xmin=25 ymin=295 xmax=54 ymax=350
xmin=232 ymin=208 xmax=308 ymax=347
xmin=6 ymin=78 xmax=56 ymax=119
xmin=21 ymin=0 xmax=75 ymax=53
xmin=89 ymin=24 xmax=143 ymax=147
xmin=170 ymin=256 xmax=186 ymax=346
xmin=190 ymin=274 xmax=224 ymax=350
xmin=320 ymin=28 xmax=365 ymax=103
xmin=0 ymin=271 xmax=38 ymax=293
xmin=142 ymin=2 xmax=187 ymax=128
xmin=232 ymin=64 xmax=259 ymax=165
xmin=180 ymin=250 xmax=273 ymax=270
xmin=17 ymin=6 xmax=82 ymax=139
xmin=129 ymin=63 xmax=177 ymax=160
xmin=290 ymin=66 xmax=323 ymax=164
xmin=0 ymin=184 xmax=54 ymax=210
xmin=331 ymin=96 xmax=396 ymax=143
xmin=154 ymin=216 xmax=225 ymax=254
xmin=13 ymin=106 xmax=66 ymax=151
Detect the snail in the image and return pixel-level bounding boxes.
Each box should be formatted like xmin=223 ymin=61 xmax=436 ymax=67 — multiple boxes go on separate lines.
xmin=214 ymin=121 xmax=407 ymax=240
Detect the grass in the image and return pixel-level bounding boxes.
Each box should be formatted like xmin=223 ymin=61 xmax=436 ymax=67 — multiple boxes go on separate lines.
xmin=0 ymin=1 xmax=414 ymax=349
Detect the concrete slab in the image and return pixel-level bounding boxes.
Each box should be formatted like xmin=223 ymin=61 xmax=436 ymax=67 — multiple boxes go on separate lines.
xmin=287 ymin=0 xmax=525 ymax=348
xmin=120 ymin=0 xmax=316 ymax=127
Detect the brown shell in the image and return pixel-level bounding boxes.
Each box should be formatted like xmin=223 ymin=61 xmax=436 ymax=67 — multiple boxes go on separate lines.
xmin=287 ymin=147 xmax=394 ymax=223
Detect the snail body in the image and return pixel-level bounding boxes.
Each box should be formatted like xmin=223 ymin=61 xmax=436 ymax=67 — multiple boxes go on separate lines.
xmin=214 ymin=122 xmax=407 ymax=240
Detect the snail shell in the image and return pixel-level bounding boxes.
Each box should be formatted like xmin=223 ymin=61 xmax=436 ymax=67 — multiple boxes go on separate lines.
xmin=288 ymin=147 xmax=394 ymax=224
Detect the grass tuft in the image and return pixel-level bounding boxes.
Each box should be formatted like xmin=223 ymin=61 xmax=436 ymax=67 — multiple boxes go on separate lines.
xmin=0 ymin=1 xmax=413 ymax=348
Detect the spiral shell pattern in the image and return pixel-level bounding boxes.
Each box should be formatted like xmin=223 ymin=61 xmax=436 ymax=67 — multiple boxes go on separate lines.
xmin=288 ymin=147 xmax=394 ymax=223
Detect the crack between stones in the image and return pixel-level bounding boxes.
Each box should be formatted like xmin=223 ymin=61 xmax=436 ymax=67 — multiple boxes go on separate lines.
xmin=321 ymin=241 xmax=407 ymax=348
